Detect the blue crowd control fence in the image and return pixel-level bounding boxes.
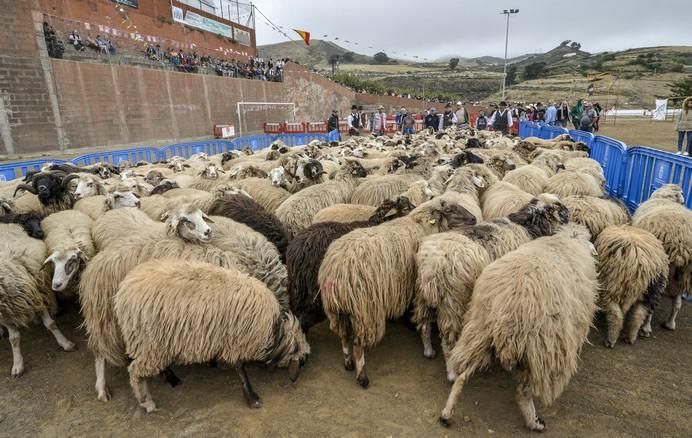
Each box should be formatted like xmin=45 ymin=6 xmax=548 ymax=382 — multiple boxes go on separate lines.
xmin=538 ymin=125 xmax=569 ymax=140
xmin=158 ymin=141 xmax=233 ymax=160
xmin=622 ymin=147 xmax=692 ymax=211
xmin=518 ymin=121 xmax=692 ymax=212
xmin=590 ymin=136 xmax=628 ymax=198
xmin=0 ymin=159 xmax=67 ymax=182
xmin=72 ymin=148 xmax=160 ymax=167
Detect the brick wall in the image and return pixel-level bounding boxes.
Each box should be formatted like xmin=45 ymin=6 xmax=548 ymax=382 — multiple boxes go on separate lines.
xmin=0 ymin=0 xmax=61 ymax=155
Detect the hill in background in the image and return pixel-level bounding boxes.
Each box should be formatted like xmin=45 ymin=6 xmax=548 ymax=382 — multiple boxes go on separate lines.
xmin=257 ymin=40 xmax=375 ymax=65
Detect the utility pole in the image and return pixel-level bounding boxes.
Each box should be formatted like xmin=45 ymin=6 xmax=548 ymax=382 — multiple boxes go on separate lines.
xmin=501 ymin=9 xmax=519 ymax=100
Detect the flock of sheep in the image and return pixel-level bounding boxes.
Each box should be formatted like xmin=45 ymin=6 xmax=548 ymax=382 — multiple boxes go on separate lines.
xmin=0 ymin=128 xmax=690 ymax=432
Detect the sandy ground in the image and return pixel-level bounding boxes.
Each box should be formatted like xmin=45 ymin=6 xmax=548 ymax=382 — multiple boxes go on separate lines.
xmin=0 ymin=298 xmax=690 ymax=437
xmin=593 ymin=118 xmax=679 ymax=152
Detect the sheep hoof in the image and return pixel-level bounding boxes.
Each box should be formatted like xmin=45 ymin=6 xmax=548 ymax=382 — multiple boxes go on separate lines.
xmin=662 ymin=321 xmax=676 ymax=331
xmin=140 ymin=400 xmax=157 ymax=413
xmin=639 ymin=328 xmax=651 ymax=338
xmin=245 ymin=395 xmax=262 ymax=409
xmin=623 ymin=337 xmax=635 ymax=345
xmin=97 ymin=386 xmax=112 ymax=402
xmin=357 ymin=374 xmax=369 ymax=389
xmin=438 ymin=416 xmax=452 ymax=428
xmin=423 ymin=349 xmax=437 ymax=359
xmin=529 ymin=417 xmax=546 ymax=432
xmin=11 ymin=365 xmax=25 ymax=378
xmin=447 ymin=371 xmax=457 ymax=383
xmin=344 ymin=359 xmax=354 ymax=372
xmin=62 ymin=341 xmax=78 ymax=352
xmin=604 ymin=340 xmax=616 ymax=348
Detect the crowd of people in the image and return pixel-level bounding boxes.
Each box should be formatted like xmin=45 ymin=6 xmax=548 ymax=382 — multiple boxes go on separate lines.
xmin=44 ymin=23 xmax=118 ymax=59
xmin=145 ymin=44 xmax=287 ymax=81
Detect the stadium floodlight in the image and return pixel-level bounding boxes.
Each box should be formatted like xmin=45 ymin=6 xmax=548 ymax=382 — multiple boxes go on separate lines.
xmin=501 ymin=9 xmax=519 ymax=100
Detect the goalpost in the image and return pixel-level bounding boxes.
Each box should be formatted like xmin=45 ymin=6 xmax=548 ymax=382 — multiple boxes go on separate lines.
xmin=236 ymin=102 xmax=297 ymax=136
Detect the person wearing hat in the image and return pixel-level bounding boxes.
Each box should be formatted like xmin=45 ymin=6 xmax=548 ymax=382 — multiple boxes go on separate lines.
xmin=327 ymin=109 xmax=340 ymax=141
xmin=373 ymin=105 xmax=387 ymax=136
xmin=347 ymin=104 xmax=361 ymax=136
xmin=454 ymin=101 xmax=470 ymax=128
xmin=488 ymin=101 xmax=513 ymax=135
xmin=438 ymin=103 xmax=458 ymax=131
xmin=425 ymin=107 xmax=440 ymax=132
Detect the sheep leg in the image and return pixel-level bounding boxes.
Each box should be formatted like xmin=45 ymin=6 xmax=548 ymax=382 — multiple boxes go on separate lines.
xmin=40 ymin=309 xmax=76 ymax=351
xmin=128 ymin=361 xmax=157 ymax=413
xmin=604 ymin=302 xmax=624 ymax=348
xmin=441 ymin=341 xmax=456 ymax=383
xmin=514 ymin=371 xmax=546 ymax=432
xmin=4 ymin=325 xmax=24 ymax=377
xmin=162 ymin=367 xmax=181 ymax=387
xmin=663 ymin=294 xmax=682 ymax=331
xmin=353 ymin=344 xmax=369 ymax=389
xmin=235 ymin=363 xmax=261 ymax=408
xmin=421 ymin=323 xmax=436 ymax=359
xmin=95 ymin=355 xmax=111 ymax=402
xmin=624 ymin=303 xmax=648 ymax=345
xmin=639 ymin=312 xmax=653 ymax=338
xmin=341 ymin=338 xmax=354 ymax=371
xmin=439 ymin=371 xmax=468 ymax=427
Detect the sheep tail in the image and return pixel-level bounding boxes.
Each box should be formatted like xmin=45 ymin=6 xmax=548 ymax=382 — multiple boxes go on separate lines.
xmin=643 ymin=273 xmax=666 ymax=312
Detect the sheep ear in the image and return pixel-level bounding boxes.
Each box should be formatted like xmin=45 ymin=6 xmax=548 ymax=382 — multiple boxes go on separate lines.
xmin=41 ymin=255 xmax=53 ymax=270
xmin=472 ymin=176 xmax=485 ymax=188
xmin=160 ymin=211 xmax=170 ymax=222
xmin=202 ymin=213 xmax=215 ymax=224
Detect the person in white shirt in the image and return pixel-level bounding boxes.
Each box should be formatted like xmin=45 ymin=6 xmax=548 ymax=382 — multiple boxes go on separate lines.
xmin=347 ymin=105 xmax=361 ymax=136
xmin=488 ymin=101 xmax=513 ymax=134
xmin=373 ymin=105 xmax=387 ymax=136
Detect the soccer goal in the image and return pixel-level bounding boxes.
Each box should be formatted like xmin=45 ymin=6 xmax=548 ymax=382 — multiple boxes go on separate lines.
xmin=236 ymin=102 xmax=297 ymax=136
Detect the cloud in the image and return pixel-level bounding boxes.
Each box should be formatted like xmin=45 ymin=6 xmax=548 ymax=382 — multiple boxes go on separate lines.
xmin=251 ymin=0 xmax=692 ymax=59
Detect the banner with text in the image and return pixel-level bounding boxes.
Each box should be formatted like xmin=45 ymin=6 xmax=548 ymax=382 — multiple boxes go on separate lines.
xmin=652 ymin=99 xmax=668 ymax=121
xmin=112 ymin=0 xmax=139 ymax=8
xmin=172 ymin=7 xmax=234 ymax=39
xmin=233 ymin=27 xmax=251 ymax=46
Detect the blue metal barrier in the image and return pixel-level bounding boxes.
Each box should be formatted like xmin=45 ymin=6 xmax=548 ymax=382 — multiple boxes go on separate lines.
xmin=158 ymin=141 xmax=233 ymax=160
xmin=590 ymin=136 xmax=628 ymax=198
xmin=0 ymin=159 xmax=66 ymax=182
xmin=327 ymin=130 xmax=341 ymax=143
xmin=539 ymin=125 xmax=569 ymax=140
xmin=622 ymin=147 xmax=692 ymax=211
xmin=567 ymin=129 xmax=595 ymax=150
xmin=72 ymin=148 xmax=160 ymax=167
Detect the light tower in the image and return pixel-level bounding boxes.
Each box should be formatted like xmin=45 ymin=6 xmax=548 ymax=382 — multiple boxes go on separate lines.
xmin=501 ymin=9 xmax=519 ymax=100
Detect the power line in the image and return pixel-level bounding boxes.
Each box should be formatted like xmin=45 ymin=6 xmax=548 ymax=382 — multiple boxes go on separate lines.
xmin=252 ymin=5 xmax=309 ymax=52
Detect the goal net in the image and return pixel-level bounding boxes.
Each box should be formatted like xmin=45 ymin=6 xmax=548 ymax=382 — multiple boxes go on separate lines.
xmin=236 ymin=102 xmax=296 ymax=136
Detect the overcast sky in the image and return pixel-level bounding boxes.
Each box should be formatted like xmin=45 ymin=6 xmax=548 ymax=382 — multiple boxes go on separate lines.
xmin=251 ymin=0 xmax=692 ymax=60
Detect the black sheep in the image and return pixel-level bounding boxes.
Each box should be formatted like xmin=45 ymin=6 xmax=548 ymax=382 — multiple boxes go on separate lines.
xmin=0 ymin=211 xmax=44 ymax=239
xmin=14 ymin=171 xmax=76 ymax=209
xmin=286 ymin=197 xmax=415 ymax=332
xmin=207 ymin=194 xmax=290 ymax=262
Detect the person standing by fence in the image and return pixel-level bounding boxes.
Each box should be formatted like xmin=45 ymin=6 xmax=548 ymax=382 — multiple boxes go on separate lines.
xmin=373 ymin=105 xmax=387 ymax=136
xmin=545 ymin=102 xmax=557 ymax=126
xmin=455 ymin=102 xmax=469 ymax=128
xmin=579 ymin=102 xmax=597 ymax=133
xmin=488 ymin=101 xmax=513 ymax=134
xmin=438 ymin=104 xmax=458 ymax=131
xmin=347 ymin=105 xmax=361 ymax=136
xmin=570 ymin=99 xmax=584 ymax=130
xmin=675 ymin=97 xmax=692 ymax=156
xmin=557 ymin=101 xmax=570 ymax=127
xmin=401 ymin=111 xmax=416 ymax=135
xmin=328 ymin=109 xmax=340 ymax=141
xmin=425 ymin=108 xmax=439 ymax=132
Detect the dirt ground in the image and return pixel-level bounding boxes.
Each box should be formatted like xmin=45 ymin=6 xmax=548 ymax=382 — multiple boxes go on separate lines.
xmin=594 ymin=118 xmax=679 ymax=152
xmin=0 ymin=298 xmax=690 ymax=437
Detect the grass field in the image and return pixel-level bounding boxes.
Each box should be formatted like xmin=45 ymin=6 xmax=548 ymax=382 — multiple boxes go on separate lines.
xmin=595 ymin=118 xmax=679 ymax=152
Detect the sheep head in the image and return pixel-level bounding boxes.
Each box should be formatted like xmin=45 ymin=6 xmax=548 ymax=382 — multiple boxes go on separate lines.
xmin=144 ymin=170 xmax=165 ymax=186
xmin=198 ymin=164 xmax=224 ymax=180
xmin=266 ymin=149 xmax=281 ymax=161
xmin=509 ymin=195 xmax=569 ymax=239
xmin=221 ymin=151 xmax=240 ymax=166
xmin=74 ymin=175 xmax=107 ymax=200
xmin=0 ymin=198 xmax=14 ymax=215
xmin=269 ymin=312 xmax=311 ymax=382
xmin=0 ymin=212 xmax=44 ymax=239
xmin=336 ymin=159 xmax=367 ymax=180
xmin=411 ymin=195 xmax=477 ymax=232
xmin=43 ymin=248 xmax=86 ymax=292
xmin=14 ymin=171 xmax=75 ymax=206
xmin=162 ymin=206 xmax=214 ymax=244
xmin=189 ymin=152 xmax=210 ymax=161
xmin=104 ymin=191 xmax=140 ymax=211
xmin=168 ymin=157 xmax=190 ymax=173
xmin=212 ymin=184 xmax=252 ymax=200
xmin=486 ymin=154 xmax=516 ymax=178
xmin=300 ymin=160 xmax=325 ymax=182
xmin=268 ymin=166 xmax=287 ymax=187
xmin=149 ymin=180 xmax=179 ymax=195
xmin=650 ymin=184 xmax=684 ymax=205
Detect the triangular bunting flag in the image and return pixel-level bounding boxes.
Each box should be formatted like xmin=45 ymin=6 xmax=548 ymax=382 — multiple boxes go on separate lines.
xmin=293 ymin=29 xmax=310 ymax=46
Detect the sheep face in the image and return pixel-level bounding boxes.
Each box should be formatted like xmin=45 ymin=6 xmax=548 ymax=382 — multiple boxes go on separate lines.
xmin=189 ymin=152 xmax=210 ymax=161
xmin=74 ymin=176 xmax=104 ymax=200
xmin=168 ymin=158 xmax=190 ymax=173
xmin=145 ymin=170 xmax=165 ymax=186
xmin=21 ymin=214 xmax=44 ymax=239
xmin=44 ymin=249 xmax=84 ymax=292
xmin=199 ymin=164 xmax=224 ymax=180
xmin=221 ymin=151 xmax=240 ymax=166
xmin=651 ymin=184 xmax=684 ymax=204
xmin=104 ymin=191 xmax=140 ymax=211
xmin=412 ymin=197 xmax=477 ymax=232
xmin=0 ymin=199 xmax=14 ymax=215
xmin=269 ymin=167 xmax=286 ymax=187
xmin=164 ymin=207 xmax=214 ymax=243
xmin=271 ymin=313 xmax=311 ymax=382
xmin=150 ymin=180 xmax=179 ymax=195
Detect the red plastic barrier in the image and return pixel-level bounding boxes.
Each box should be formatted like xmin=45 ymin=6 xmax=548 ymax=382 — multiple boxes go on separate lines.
xmin=305 ymin=121 xmax=328 ymax=133
xmin=284 ymin=122 xmax=306 ymax=133
xmin=469 ymin=113 xmax=478 ymax=129
xmin=264 ymin=122 xmax=282 ymax=134
xmin=385 ymin=120 xmax=398 ymax=133
xmin=414 ymin=120 xmax=424 ymax=131
xmin=338 ymin=120 xmax=349 ymax=133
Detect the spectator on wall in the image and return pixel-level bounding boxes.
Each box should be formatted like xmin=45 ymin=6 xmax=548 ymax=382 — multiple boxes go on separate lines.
xmin=488 ymin=101 xmax=513 ymax=134
xmin=43 ymin=22 xmax=64 ymax=59
xmin=438 ymin=103 xmax=458 ymax=131
xmin=68 ymin=30 xmax=85 ymax=51
xmin=347 ymin=105 xmax=361 ymax=136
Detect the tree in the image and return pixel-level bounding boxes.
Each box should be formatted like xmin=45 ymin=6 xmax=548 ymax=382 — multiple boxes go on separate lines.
xmin=505 ymin=64 xmax=517 ymax=86
xmin=570 ymin=41 xmax=582 ymax=50
xmin=668 ymin=76 xmax=692 ymax=97
xmin=560 ymin=40 xmax=571 ymax=47
xmin=341 ymin=52 xmax=354 ymax=63
xmin=449 ymin=58 xmax=460 ymax=71
xmin=523 ymin=61 xmax=547 ymax=80
xmin=373 ymin=52 xmax=389 ymax=64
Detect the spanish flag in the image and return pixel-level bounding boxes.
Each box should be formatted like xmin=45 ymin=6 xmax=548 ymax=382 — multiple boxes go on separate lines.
xmin=293 ymin=29 xmax=310 ymax=46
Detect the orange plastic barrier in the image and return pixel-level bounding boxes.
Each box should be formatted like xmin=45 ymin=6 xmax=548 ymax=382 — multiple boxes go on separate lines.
xmin=305 ymin=121 xmax=328 ymax=133
xmin=263 ymin=122 xmax=282 ymax=134
xmin=284 ymin=122 xmax=306 ymax=133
